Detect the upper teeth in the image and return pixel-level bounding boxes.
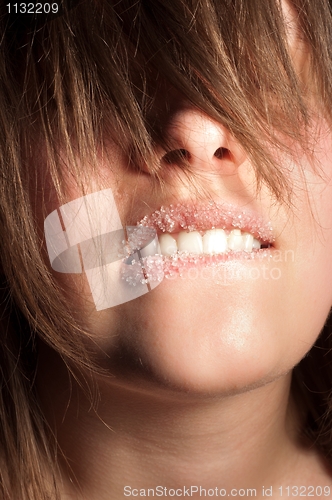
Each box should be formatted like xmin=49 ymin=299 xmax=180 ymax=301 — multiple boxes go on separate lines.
xmin=159 ymin=229 xmax=262 ymax=256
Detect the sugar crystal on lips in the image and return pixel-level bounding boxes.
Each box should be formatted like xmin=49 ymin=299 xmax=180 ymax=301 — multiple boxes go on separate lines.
xmin=121 ymin=249 xmax=273 ymax=286
xmin=121 ymin=202 xmax=274 ymax=286
xmin=122 ymin=254 xmax=165 ymax=286
xmin=126 ymin=226 xmax=156 ymax=254
xmin=139 ymin=203 xmax=274 ymax=243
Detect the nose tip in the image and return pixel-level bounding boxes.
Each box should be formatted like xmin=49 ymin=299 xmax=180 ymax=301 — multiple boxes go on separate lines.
xmin=161 ymin=109 xmax=246 ymax=170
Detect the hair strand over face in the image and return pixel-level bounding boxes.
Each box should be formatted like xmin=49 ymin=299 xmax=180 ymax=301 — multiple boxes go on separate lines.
xmin=1 ymin=0 xmax=332 ymax=496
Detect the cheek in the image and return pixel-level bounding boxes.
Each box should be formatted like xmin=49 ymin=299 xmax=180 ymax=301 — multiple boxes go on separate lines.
xmin=300 ymin=132 xmax=332 ymax=305
xmin=275 ymin=135 xmax=332 ymax=366
xmin=289 ymin=213 xmax=332 ymax=345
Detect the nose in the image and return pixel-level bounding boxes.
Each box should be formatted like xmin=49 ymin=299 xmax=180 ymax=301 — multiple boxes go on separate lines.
xmin=160 ymin=109 xmax=247 ymax=171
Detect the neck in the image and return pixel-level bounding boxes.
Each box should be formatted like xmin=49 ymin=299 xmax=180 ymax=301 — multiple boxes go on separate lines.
xmin=37 ymin=348 xmax=327 ymax=499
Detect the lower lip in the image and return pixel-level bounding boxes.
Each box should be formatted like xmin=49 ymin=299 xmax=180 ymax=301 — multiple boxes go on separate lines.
xmin=121 ymin=248 xmax=274 ymax=286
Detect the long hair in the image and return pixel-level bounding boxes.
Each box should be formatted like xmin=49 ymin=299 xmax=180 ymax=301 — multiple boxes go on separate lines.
xmin=1 ymin=0 xmax=332 ymax=497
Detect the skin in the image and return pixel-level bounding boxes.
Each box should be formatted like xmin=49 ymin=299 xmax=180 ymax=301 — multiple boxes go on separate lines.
xmin=36 ymin=1 xmax=332 ymax=497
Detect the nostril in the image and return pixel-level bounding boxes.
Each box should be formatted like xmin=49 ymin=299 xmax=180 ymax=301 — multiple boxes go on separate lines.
xmin=162 ymin=149 xmax=191 ymax=165
xmin=214 ymin=147 xmax=230 ymax=159
xmin=162 ymin=147 xmax=231 ymax=165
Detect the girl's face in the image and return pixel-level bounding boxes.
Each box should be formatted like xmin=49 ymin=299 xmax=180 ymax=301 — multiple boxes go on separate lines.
xmin=44 ymin=1 xmax=332 ymax=396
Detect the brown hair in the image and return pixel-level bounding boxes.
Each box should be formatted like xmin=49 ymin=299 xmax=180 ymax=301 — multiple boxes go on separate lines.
xmin=1 ymin=0 xmax=332 ymax=497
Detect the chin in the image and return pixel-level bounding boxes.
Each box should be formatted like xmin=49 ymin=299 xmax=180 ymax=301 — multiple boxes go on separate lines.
xmin=103 ymin=267 xmax=307 ymax=397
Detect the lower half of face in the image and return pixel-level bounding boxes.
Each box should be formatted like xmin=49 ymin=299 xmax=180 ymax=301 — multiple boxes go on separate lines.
xmin=85 ymin=242 xmax=332 ymax=394
xmin=49 ymin=144 xmax=332 ymax=398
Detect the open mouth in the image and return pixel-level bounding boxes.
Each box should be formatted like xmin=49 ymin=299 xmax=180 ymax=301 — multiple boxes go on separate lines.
xmin=120 ymin=202 xmax=275 ymax=286
xmin=137 ymin=202 xmax=274 ymax=258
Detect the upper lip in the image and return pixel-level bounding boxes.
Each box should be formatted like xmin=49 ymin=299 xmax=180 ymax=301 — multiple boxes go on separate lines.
xmin=137 ymin=202 xmax=274 ymax=244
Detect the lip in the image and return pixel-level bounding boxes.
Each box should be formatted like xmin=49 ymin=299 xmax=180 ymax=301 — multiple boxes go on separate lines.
xmin=119 ymin=202 xmax=277 ymax=286
xmin=137 ymin=202 xmax=274 ymax=244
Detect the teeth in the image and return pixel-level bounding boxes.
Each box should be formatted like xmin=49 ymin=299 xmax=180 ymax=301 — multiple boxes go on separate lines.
xmin=203 ymin=229 xmax=228 ymax=254
xmin=177 ymin=231 xmax=203 ymax=254
xmin=252 ymin=238 xmax=261 ymax=250
xmin=227 ymin=229 xmax=244 ymax=252
xmin=159 ymin=233 xmax=178 ymax=256
xmin=139 ymin=236 xmax=160 ymax=258
xmin=243 ymin=232 xmax=254 ymax=253
xmin=158 ymin=229 xmax=265 ymax=256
